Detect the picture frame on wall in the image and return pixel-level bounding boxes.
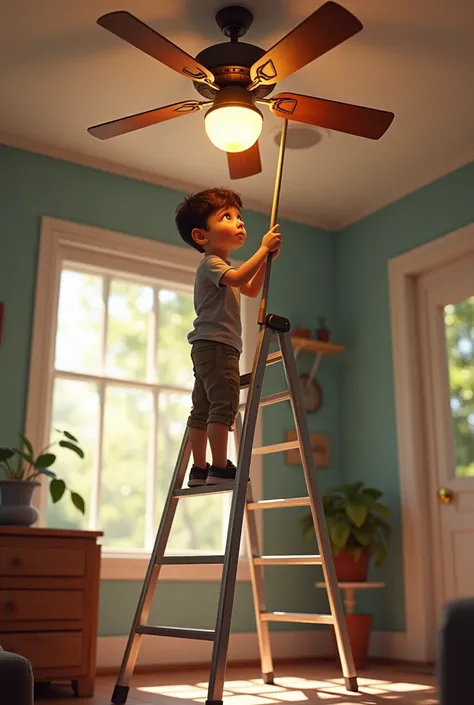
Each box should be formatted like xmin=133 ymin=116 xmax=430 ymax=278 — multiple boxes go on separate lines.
xmin=285 ymin=430 xmax=330 ymax=468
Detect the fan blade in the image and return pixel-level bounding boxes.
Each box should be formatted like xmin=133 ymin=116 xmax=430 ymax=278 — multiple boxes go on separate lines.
xmin=97 ymin=11 xmax=218 ymax=90
xmin=269 ymin=92 xmax=394 ymax=140
xmin=249 ymin=2 xmax=362 ymax=90
xmin=227 ymin=141 xmax=262 ymax=180
xmin=88 ymin=100 xmax=209 ymax=140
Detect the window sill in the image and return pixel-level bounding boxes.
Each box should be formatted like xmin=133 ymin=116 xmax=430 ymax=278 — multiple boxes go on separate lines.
xmin=100 ymin=553 xmax=251 ymax=581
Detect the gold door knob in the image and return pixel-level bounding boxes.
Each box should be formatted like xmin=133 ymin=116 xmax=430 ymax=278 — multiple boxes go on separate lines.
xmin=438 ymin=488 xmax=454 ymax=504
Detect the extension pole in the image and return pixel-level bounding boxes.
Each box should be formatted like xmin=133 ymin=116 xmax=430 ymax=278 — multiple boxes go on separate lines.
xmin=258 ymin=119 xmax=288 ymax=325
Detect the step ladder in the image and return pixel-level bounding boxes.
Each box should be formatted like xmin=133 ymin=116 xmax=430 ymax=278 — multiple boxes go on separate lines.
xmin=111 ymin=312 xmax=358 ymax=705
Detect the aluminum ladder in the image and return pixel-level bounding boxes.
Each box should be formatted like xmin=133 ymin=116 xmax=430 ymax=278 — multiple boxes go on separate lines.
xmin=111 ymin=312 xmax=358 ymax=705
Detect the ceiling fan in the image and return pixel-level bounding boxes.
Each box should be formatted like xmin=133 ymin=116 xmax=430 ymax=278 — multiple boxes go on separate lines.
xmin=87 ymin=2 xmax=394 ymax=180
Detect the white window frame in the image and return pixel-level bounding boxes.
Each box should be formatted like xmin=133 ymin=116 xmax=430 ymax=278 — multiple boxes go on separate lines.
xmin=388 ymin=221 xmax=474 ymax=661
xmin=25 ymin=216 xmax=263 ymax=581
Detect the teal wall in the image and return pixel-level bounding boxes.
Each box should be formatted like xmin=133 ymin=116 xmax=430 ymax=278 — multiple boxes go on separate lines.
xmin=336 ymin=161 xmax=474 ymax=631
xmin=2 ymin=142 xmax=472 ymax=640
xmin=0 ymin=145 xmax=338 ymax=636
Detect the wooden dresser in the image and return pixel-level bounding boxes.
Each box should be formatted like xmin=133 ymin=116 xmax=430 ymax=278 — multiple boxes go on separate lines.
xmin=0 ymin=526 xmax=102 ymax=697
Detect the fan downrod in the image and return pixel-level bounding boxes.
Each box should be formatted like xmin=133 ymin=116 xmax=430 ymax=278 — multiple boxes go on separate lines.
xmin=215 ymin=6 xmax=254 ymax=41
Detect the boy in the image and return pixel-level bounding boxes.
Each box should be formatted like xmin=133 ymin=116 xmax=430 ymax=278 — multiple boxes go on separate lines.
xmin=175 ymin=187 xmax=282 ymax=486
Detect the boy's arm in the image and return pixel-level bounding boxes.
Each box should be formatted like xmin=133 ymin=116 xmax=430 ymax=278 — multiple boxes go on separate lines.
xmin=241 ymin=247 xmax=281 ymax=298
xmin=221 ymin=225 xmax=281 ymax=289
xmin=241 ymin=260 xmax=267 ymax=298
xmin=221 ymin=246 xmax=269 ymax=288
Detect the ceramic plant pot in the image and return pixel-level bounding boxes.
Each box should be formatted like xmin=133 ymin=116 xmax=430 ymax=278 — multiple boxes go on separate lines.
xmin=0 ymin=480 xmax=40 ymax=526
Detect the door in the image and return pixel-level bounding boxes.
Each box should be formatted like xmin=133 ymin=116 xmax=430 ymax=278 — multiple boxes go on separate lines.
xmin=417 ymin=253 xmax=474 ymax=616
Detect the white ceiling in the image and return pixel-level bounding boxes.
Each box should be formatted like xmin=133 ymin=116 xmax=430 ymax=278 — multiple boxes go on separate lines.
xmin=1 ymin=0 xmax=473 ymax=230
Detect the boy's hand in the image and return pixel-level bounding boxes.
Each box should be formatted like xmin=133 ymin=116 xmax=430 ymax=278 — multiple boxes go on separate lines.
xmin=262 ymin=224 xmax=282 ymax=253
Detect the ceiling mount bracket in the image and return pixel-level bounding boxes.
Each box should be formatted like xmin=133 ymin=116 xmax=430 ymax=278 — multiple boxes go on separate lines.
xmin=215 ymin=6 xmax=254 ymax=41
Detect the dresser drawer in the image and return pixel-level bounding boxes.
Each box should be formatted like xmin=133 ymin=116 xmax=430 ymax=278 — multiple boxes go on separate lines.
xmin=0 ymin=545 xmax=85 ymax=577
xmin=0 ymin=631 xmax=83 ymax=669
xmin=0 ymin=589 xmax=84 ymax=623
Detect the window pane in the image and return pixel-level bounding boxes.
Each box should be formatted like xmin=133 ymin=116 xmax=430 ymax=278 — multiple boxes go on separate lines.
xmin=156 ymin=392 xmax=227 ymax=553
xmin=55 ymin=270 xmax=103 ymax=374
xmin=157 ymin=289 xmax=195 ymax=390
xmin=444 ymin=297 xmax=474 ymax=477
xmin=100 ymin=386 xmax=152 ymax=549
xmin=47 ymin=378 xmax=99 ymax=530
xmin=106 ymin=279 xmax=153 ymax=381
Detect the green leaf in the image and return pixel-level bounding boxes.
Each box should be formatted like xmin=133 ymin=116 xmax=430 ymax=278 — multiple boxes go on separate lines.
xmin=14 ymin=448 xmax=34 ymax=465
xmin=35 ymin=453 xmax=56 ymax=468
xmin=50 ymin=478 xmax=66 ymax=503
xmin=353 ymin=529 xmax=371 ymax=546
xmin=71 ymin=491 xmax=86 ymax=514
xmin=36 ymin=467 xmax=56 ymax=479
xmin=59 ymin=441 xmax=84 ymax=459
xmin=19 ymin=433 xmax=34 ymax=457
xmin=63 ymin=431 xmax=79 ymax=443
xmin=363 ymin=488 xmax=383 ymax=500
xmin=330 ymin=522 xmax=351 ymax=550
xmin=375 ymin=544 xmax=387 ymax=566
xmin=353 ymin=546 xmax=362 ymax=562
xmin=373 ymin=503 xmax=391 ymax=519
xmin=0 ymin=448 xmax=15 ymax=462
xmin=345 ymin=501 xmax=368 ymax=527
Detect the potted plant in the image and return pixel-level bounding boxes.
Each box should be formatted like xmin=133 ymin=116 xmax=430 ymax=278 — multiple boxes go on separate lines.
xmin=300 ymin=481 xmax=391 ymax=669
xmin=0 ymin=429 xmax=86 ymax=526
xmin=315 ymin=316 xmax=330 ymax=342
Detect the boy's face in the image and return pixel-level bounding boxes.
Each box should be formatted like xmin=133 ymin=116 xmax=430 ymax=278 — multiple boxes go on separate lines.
xmin=192 ymin=205 xmax=246 ymax=256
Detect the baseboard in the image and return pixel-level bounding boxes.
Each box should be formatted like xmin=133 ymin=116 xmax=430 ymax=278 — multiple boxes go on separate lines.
xmin=97 ymin=630 xmax=408 ymax=670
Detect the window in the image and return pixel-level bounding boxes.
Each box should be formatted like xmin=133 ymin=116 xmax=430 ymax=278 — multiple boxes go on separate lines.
xmin=26 ymin=218 xmax=262 ymax=580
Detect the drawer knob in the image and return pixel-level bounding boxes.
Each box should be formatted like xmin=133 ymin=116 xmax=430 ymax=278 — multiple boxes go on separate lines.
xmin=4 ymin=600 xmax=17 ymax=613
xmin=10 ymin=556 xmax=23 ymax=567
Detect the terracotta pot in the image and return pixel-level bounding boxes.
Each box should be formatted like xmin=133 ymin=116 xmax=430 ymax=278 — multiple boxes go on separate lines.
xmin=333 ymin=548 xmax=370 ymax=582
xmin=291 ymin=328 xmax=311 ymax=338
xmin=316 ymin=328 xmax=330 ymax=342
xmin=332 ymin=614 xmax=373 ymax=669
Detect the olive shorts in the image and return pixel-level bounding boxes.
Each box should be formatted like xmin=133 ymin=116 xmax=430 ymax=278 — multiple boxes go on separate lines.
xmin=187 ymin=340 xmax=241 ymax=430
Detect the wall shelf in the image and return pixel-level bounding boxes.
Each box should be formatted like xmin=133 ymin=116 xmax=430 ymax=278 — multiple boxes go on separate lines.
xmin=290 ymin=337 xmax=344 ymax=356
xmin=290 ymin=337 xmax=344 ymax=385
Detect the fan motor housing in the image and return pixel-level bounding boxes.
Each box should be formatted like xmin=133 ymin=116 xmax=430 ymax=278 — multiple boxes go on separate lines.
xmin=193 ymin=42 xmax=276 ymax=100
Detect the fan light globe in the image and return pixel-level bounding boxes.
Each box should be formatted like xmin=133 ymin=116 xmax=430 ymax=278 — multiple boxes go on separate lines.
xmin=205 ymin=105 xmax=263 ymax=153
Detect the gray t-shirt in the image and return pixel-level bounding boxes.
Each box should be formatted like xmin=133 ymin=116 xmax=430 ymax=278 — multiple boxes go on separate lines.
xmin=188 ymin=255 xmax=242 ymax=353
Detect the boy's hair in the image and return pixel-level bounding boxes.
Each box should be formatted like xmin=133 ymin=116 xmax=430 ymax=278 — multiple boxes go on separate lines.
xmin=175 ymin=187 xmax=242 ymax=253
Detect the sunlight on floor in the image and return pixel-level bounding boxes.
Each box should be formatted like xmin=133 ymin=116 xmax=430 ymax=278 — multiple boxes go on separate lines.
xmin=138 ymin=674 xmax=436 ymax=703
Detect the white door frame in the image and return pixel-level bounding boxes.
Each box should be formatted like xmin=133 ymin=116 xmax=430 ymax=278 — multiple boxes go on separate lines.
xmin=388 ymin=221 xmax=474 ymax=662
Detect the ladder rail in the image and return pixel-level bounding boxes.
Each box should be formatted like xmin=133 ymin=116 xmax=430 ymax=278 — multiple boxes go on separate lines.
xmin=114 ymin=430 xmax=192 ymax=690
xmin=279 ymin=332 xmax=357 ymax=684
xmin=207 ymin=325 xmax=273 ymax=703
xmin=235 ymin=416 xmax=275 ymax=684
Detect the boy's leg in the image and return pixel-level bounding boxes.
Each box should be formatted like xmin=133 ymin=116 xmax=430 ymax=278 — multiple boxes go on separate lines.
xmin=207 ymin=423 xmax=229 ymax=469
xmin=189 ymin=427 xmax=208 ymax=468
xmin=204 ymin=343 xmax=240 ymax=481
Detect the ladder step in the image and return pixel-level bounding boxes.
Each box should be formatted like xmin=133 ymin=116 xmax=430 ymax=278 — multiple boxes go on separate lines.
xmin=136 ymin=625 xmax=215 ymax=641
xmin=260 ymin=612 xmax=334 ymax=625
xmin=247 ymin=497 xmax=311 ymax=510
xmin=157 ymin=555 xmax=225 ymax=565
xmin=239 ymin=390 xmax=291 ymax=411
xmin=252 ymin=440 xmax=299 ymax=456
xmin=254 ymin=555 xmax=322 ymax=566
xmin=174 ymin=483 xmax=235 ymax=498
xmin=239 ymin=352 xmax=283 ymax=388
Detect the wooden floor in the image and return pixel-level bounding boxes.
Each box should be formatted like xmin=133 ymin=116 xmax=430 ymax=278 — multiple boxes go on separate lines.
xmin=34 ymin=660 xmax=438 ymax=704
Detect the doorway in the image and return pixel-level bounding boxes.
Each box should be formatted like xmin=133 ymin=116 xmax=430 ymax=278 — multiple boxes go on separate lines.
xmin=417 ymin=253 xmax=474 ymax=625
xmin=389 ymin=222 xmax=474 ymax=662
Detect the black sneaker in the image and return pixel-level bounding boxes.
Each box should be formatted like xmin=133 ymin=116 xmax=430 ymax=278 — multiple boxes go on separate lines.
xmin=206 ymin=460 xmax=237 ymax=485
xmin=187 ymin=463 xmax=210 ymax=487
